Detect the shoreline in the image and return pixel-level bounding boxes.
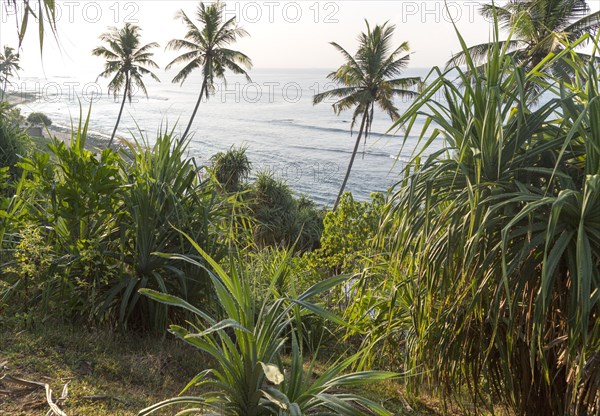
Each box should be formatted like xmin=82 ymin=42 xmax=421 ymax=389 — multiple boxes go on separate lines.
xmin=43 ymin=124 xmax=112 ymax=151
xmin=6 ymin=93 xmax=122 ymax=152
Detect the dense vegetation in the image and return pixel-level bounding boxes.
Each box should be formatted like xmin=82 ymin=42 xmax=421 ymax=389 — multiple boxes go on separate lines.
xmin=2 ymin=1 xmax=600 ymax=415
xmin=26 ymin=112 xmax=52 ymax=127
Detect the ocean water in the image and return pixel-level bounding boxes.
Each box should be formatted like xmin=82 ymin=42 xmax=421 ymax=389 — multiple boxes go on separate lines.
xmin=12 ymin=67 xmax=439 ymax=206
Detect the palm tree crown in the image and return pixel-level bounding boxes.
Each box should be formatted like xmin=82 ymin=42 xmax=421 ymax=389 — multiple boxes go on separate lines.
xmin=166 ymin=1 xmax=252 ymax=139
xmin=449 ymin=0 xmax=600 ymax=76
xmin=313 ymin=21 xmax=420 ymax=209
xmin=92 ymin=23 xmax=160 ymax=147
xmin=0 ymin=46 xmax=22 ymax=101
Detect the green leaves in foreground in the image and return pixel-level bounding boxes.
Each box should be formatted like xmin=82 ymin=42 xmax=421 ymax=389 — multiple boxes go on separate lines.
xmin=139 ymin=235 xmax=397 ymax=416
xmin=384 ymin=29 xmax=600 ymax=416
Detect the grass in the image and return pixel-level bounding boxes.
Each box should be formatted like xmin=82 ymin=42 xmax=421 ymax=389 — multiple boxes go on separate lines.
xmin=0 ymin=317 xmax=446 ymax=415
xmin=0 ymin=318 xmax=208 ymax=415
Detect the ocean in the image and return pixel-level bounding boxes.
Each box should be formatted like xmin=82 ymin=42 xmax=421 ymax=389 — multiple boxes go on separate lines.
xmin=12 ymin=67 xmax=438 ymax=206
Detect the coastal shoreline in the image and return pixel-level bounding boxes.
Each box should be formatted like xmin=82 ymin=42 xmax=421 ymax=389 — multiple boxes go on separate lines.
xmin=7 ymin=93 xmax=119 ymax=151
xmin=43 ymin=123 xmax=112 ymax=151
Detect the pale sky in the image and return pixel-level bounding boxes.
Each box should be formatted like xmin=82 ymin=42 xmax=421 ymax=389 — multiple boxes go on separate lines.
xmin=1 ymin=1 xmax=599 ymax=77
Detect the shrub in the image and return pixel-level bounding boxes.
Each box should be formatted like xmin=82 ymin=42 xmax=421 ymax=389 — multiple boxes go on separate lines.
xmin=15 ymin=114 xmax=123 ymax=321
xmin=10 ymin=117 xmax=228 ymax=330
xmin=26 ymin=112 xmax=52 ymax=126
xmin=306 ymin=192 xmax=384 ymax=276
xmin=112 ymin=129 xmax=227 ymax=330
xmin=0 ymin=102 xmax=32 ymax=180
xmin=140 ymin=237 xmax=397 ymax=416
xmin=383 ymin=31 xmax=600 ymax=415
xmin=251 ymin=171 xmax=323 ymax=252
xmin=211 ymin=145 xmax=251 ymax=193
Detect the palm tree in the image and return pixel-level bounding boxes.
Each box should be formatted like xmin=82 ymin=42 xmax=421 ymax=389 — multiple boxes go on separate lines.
xmin=448 ymin=0 xmax=600 ymax=77
xmin=313 ymin=21 xmax=420 ymax=210
xmin=92 ymin=23 xmax=160 ymax=147
xmin=166 ymin=1 xmax=252 ymax=139
xmin=0 ymin=46 xmax=21 ymax=101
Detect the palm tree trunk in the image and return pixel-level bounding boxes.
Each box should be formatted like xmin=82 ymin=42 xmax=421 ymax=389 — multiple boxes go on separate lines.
xmin=333 ymin=109 xmax=369 ymax=210
xmin=1 ymin=78 xmax=7 ymax=101
xmin=108 ymin=74 xmax=129 ymax=148
xmin=182 ymin=78 xmax=208 ymax=140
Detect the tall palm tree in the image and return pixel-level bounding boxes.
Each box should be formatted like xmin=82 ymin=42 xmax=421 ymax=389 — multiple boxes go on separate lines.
xmin=166 ymin=1 xmax=252 ymax=139
xmin=448 ymin=0 xmax=600 ymax=77
xmin=92 ymin=23 xmax=160 ymax=147
xmin=0 ymin=46 xmax=21 ymax=101
xmin=313 ymin=21 xmax=420 ymax=210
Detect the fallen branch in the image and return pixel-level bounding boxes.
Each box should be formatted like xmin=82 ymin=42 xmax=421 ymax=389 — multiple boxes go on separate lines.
xmin=0 ymin=374 xmax=68 ymax=416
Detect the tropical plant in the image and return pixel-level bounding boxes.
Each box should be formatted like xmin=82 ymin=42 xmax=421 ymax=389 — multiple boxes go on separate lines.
xmin=0 ymin=46 xmax=21 ymax=101
xmin=211 ymin=145 xmax=251 ymax=192
xmin=251 ymin=171 xmax=323 ymax=251
xmin=308 ymin=192 xmax=384 ymax=276
xmin=139 ymin=238 xmax=397 ymax=416
xmin=26 ymin=112 xmax=51 ymax=127
xmin=297 ymin=192 xmax=403 ymax=368
xmin=13 ymin=110 xmax=123 ymax=320
xmin=92 ymin=23 xmax=160 ymax=147
xmin=313 ymin=21 xmax=419 ymax=210
xmin=294 ymin=195 xmax=324 ymax=252
xmin=252 ymin=172 xmax=300 ymax=247
xmin=8 ymin=117 xmax=232 ymax=328
xmin=108 ymin=128 xmax=226 ymax=330
xmin=0 ymin=102 xmax=32 ymax=180
xmin=382 ymin=24 xmax=600 ymax=415
xmin=166 ymin=0 xmax=252 ymax=139
xmin=449 ymin=0 xmax=600 ymax=78
xmin=5 ymin=0 xmax=57 ymax=49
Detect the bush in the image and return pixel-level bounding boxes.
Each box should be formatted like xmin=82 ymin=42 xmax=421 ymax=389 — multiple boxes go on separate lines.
xmin=140 ymin=242 xmax=397 ymax=416
xmin=211 ymin=145 xmax=251 ymax=193
xmin=114 ymin=130 xmax=227 ymax=330
xmin=0 ymin=103 xmax=32 ymax=181
xmin=383 ymin=33 xmax=600 ymax=415
xmin=7 ymin=119 xmax=228 ymax=330
xmin=306 ymin=192 xmax=384 ymax=276
xmin=251 ymin=171 xmax=323 ymax=252
xmin=26 ymin=112 xmax=52 ymax=126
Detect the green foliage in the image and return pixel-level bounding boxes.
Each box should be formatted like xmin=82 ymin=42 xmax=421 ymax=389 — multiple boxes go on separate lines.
xmin=449 ymin=0 xmax=600 ymax=78
xmin=307 ymin=192 xmax=384 ymax=276
xmin=26 ymin=112 xmax=52 ymax=126
xmin=14 ymin=114 xmax=123 ymax=320
xmin=211 ymin=145 xmax=251 ymax=193
xmin=382 ymin=27 xmax=600 ymax=415
xmin=139 ymin=235 xmax=397 ymax=416
xmin=251 ymin=171 xmax=323 ymax=252
xmin=0 ymin=103 xmax=32 ymax=180
xmin=113 ymin=129 xmax=225 ymax=330
xmin=2 ymin=113 xmax=227 ymax=331
xmin=3 ymin=224 xmax=54 ymax=307
xmin=297 ymin=192 xmax=404 ymax=368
